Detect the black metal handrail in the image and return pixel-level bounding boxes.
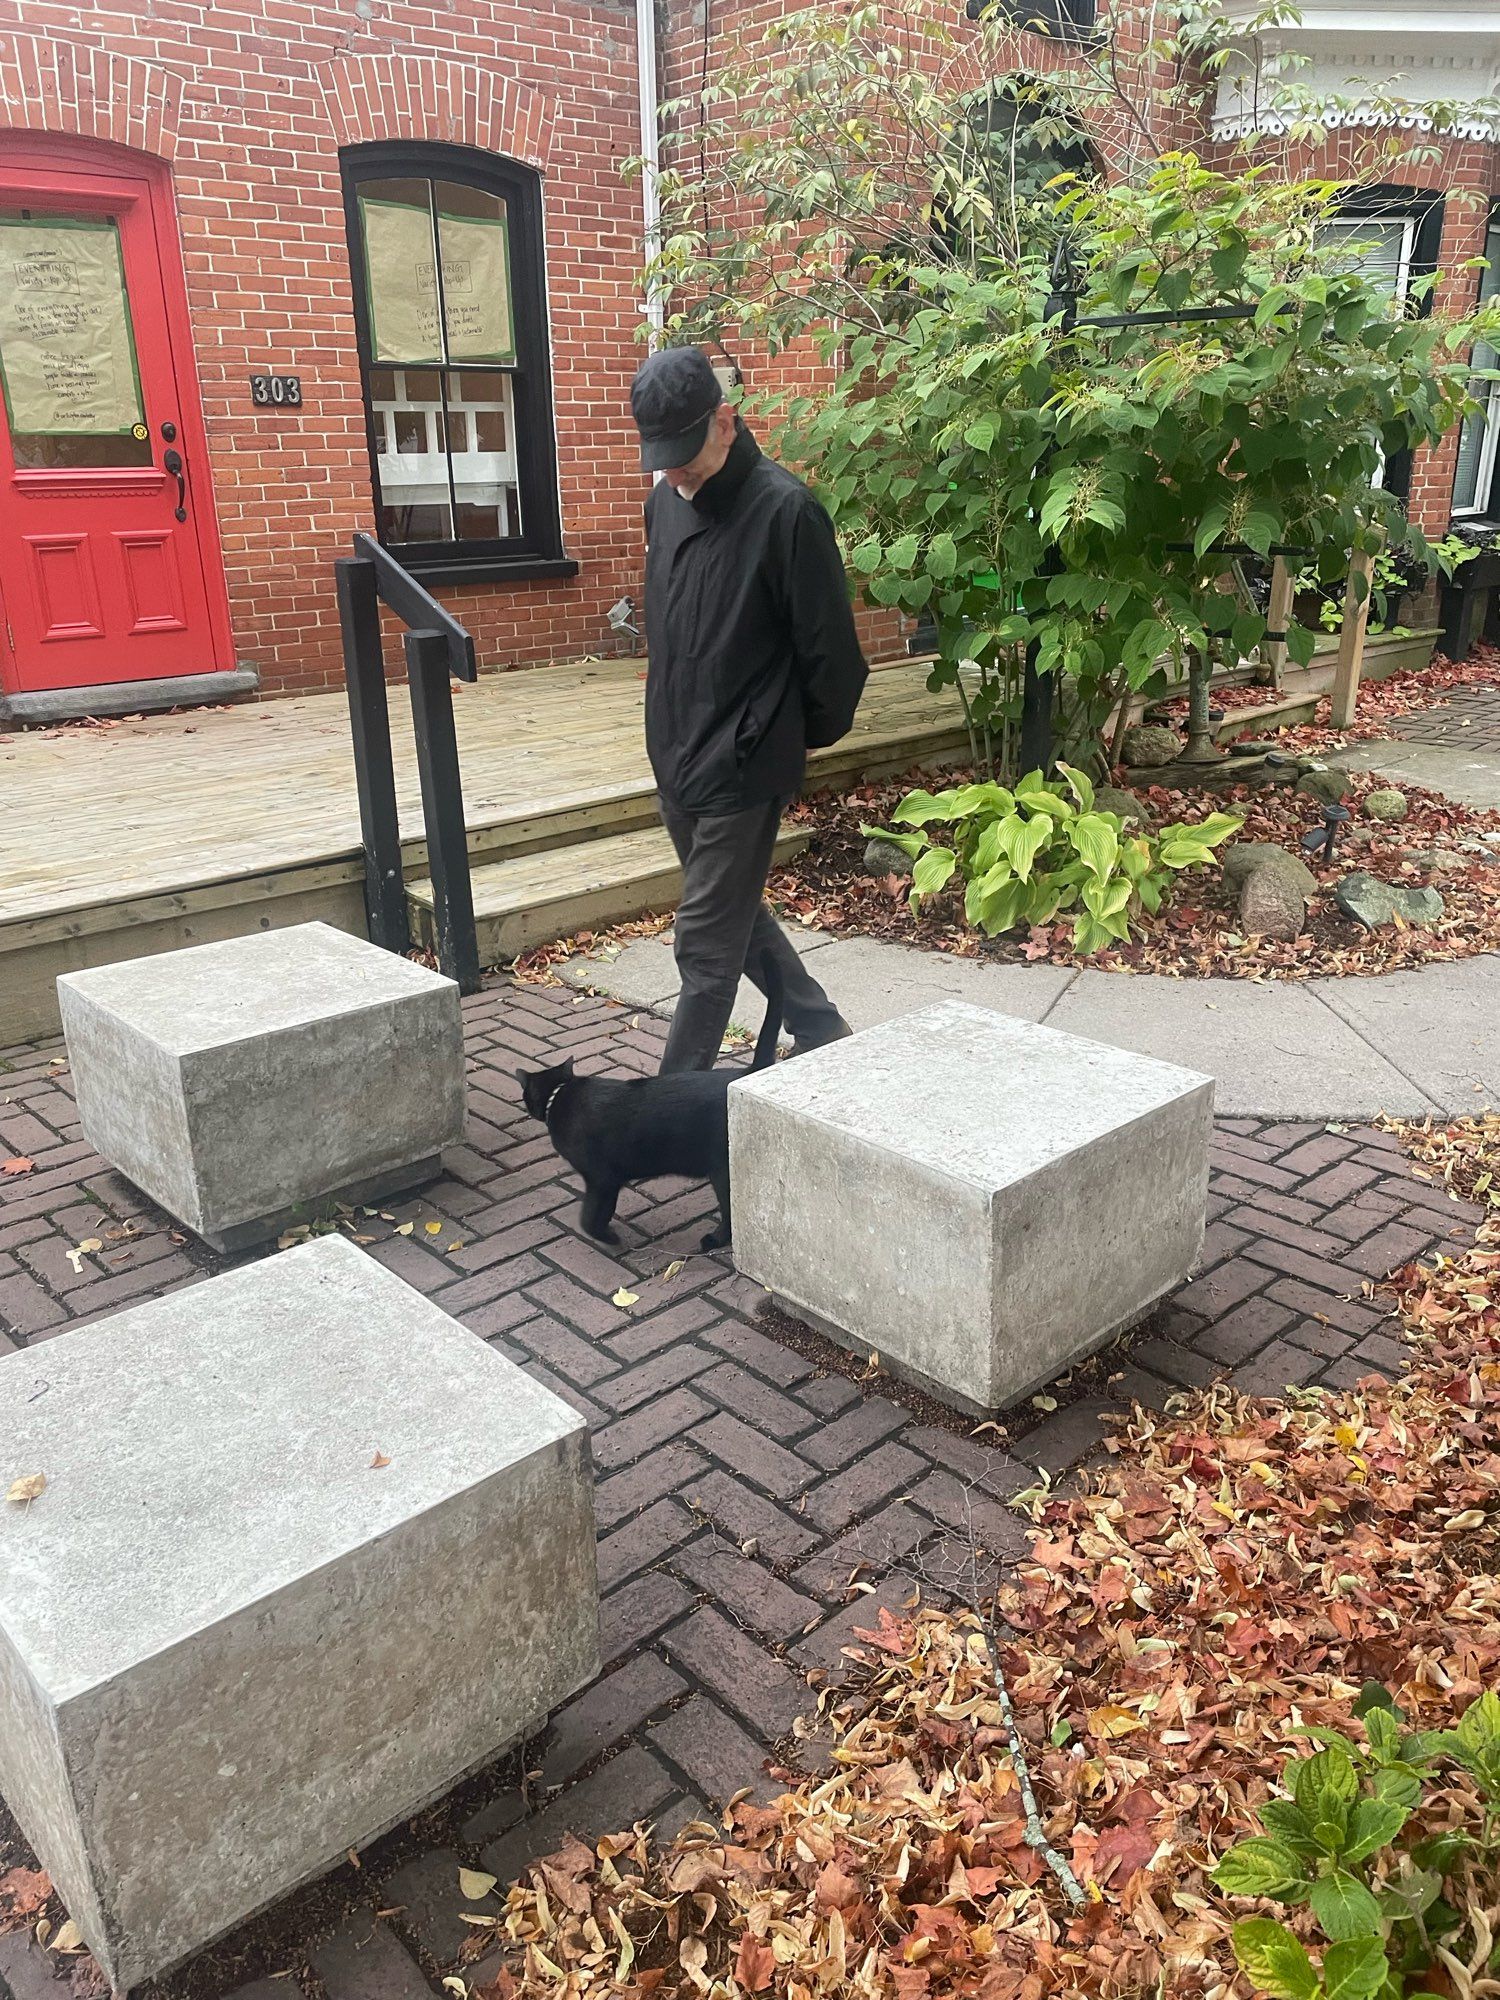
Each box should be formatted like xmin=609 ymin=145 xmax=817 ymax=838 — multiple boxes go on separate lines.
xmin=336 ymin=531 xmax=481 ymax=994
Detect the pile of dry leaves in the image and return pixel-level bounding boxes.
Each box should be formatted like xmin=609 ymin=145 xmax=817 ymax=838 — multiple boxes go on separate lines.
xmin=1155 ymin=643 xmax=1500 ymax=754
xmin=1240 ymin=643 xmax=1500 ymax=758
xmin=767 ymin=760 xmax=1500 ymax=980
xmin=455 ymin=1120 xmax=1500 ymax=2000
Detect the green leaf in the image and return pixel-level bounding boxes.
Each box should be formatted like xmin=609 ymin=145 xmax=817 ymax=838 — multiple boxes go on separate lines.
xmin=1242 ymin=511 xmax=1280 ymax=557
xmin=1261 ymin=1800 xmax=1321 ymax=1857
xmin=927 ymin=532 xmax=957 ymax=580
xmin=910 ymin=846 xmax=957 ymax=904
xmin=976 ymin=874 xmax=1026 ymax=936
xmin=1343 ymin=1799 xmax=1408 ymax=1866
xmin=886 ymin=532 xmax=919 ymax=572
xmin=1055 ymin=761 xmax=1095 ymax=813
xmin=998 ymin=812 xmax=1054 ymax=883
xmin=1293 ymin=1749 xmax=1358 ymax=1838
xmin=1232 ymin=1920 xmax=1319 ymax=2000
xmin=1308 ymin=1870 xmax=1383 ymax=1942
xmin=850 ymin=534 xmax=882 ymax=575
xmin=891 ymin=789 xmax=955 ymax=827
xmin=1371 ymin=1763 xmax=1423 ymax=1812
xmin=1194 ymin=505 xmax=1229 ymax=560
xmin=1070 ymin=813 xmax=1119 ymax=882
xmin=1354 ymin=1682 xmax=1404 ymax=1725
xmin=1322 ymin=1935 xmax=1387 ymax=2000
xmin=1456 ymin=1690 xmax=1500 ymax=1759
xmin=1214 ymin=1838 xmax=1311 ymax=1901
xmin=858 ymin=823 xmax=927 ymax=859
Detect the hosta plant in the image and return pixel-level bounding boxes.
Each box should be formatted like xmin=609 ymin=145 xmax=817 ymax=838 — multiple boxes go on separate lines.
xmin=1215 ymin=1685 xmax=1500 ymax=2000
xmin=862 ymin=763 xmax=1239 ymax=955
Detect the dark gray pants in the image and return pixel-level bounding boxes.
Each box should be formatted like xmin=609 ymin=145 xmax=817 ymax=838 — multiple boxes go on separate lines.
xmin=658 ymin=794 xmax=849 ymax=1073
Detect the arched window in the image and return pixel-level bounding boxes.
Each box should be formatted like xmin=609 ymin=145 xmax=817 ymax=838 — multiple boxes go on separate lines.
xmin=342 ymin=142 xmax=568 ymax=579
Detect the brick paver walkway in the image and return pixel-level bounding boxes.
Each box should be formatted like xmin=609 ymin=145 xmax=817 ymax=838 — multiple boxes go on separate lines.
xmin=0 ymin=977 xmax=1484 ymax=2000
xmin=1387 ymin=681 xmax=1500 ymax=750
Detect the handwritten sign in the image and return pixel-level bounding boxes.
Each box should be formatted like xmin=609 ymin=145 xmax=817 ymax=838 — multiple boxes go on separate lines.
xmin=360 ymin=194 xmax=514 ymax=368
xmin=0 ymin=218 xmax=143 ymax=435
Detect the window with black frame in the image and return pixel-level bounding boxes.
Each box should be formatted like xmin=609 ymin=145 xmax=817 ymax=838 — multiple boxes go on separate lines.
xmin=342 ymin=144 xmax=570 ymax=578
xmin=1452 ymin=212 xmax=1500 ymax=525
xmin=965 ymin=0 xmax=1097 ymax=36
xmin=1312 ymin=186 xmax=1445 ymax=503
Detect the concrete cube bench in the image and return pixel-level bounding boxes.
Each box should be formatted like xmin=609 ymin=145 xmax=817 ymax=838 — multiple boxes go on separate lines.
xmin=0 ymin=1234 xmax=597 ymax=1993
xmin=729 ymin=1001 xmax=1213 ymax=1413
xmin=58 ymin=921 xmax=464 ymax=1250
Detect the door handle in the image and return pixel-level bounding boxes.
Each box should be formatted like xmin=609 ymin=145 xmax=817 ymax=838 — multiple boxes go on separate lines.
xmin=162 ymin=448 xmax=187 ymax=522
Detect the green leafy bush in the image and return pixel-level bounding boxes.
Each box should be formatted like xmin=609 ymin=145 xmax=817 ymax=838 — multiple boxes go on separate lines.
xmin=1214 ymin=1685 xmax=1500 ymax=2000
xmin=862 ymin=763 xmax=1239 ymax=955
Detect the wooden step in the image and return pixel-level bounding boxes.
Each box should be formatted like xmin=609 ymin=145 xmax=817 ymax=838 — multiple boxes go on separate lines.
xmin=407 ymin=823 xmax=811 ymax=965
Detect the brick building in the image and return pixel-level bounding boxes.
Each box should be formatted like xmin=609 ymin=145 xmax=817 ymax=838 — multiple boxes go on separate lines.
xmin=0 ymin=0 xmax=1494 ymax=722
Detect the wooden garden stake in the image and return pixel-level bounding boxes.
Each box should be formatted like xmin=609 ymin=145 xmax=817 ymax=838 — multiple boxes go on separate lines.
xmin=1257 ymin=555 xmax=1293 ymax=690
xmin=1331 ymin=540 xmax=1378 ymax=729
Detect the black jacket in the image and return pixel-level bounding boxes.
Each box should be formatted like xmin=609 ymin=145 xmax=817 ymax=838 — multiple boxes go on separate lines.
xmin=642 ymin=425 xmax=869 ymax=816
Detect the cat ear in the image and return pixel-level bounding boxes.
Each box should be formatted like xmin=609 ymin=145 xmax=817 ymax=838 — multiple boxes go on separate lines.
xmin=514 ymin=1068 xmax=532 ymax=1087
xmin=560 ymin=1056 xmax=576 ymax=1074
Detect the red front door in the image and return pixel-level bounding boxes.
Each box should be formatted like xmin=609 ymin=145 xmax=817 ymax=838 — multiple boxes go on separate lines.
xmin=0 ymin=144 xmax=233 ymax=697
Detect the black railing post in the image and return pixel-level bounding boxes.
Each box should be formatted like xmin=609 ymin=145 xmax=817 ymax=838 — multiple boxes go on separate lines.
xmin=336 ymin=555 xmax=410 ymax=954
xmin=404 ymin=628 xmax=481 ymax=996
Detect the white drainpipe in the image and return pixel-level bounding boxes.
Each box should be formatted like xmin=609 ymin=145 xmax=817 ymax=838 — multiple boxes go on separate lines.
xmin=636 ymin=0 xmax=665 ymax=345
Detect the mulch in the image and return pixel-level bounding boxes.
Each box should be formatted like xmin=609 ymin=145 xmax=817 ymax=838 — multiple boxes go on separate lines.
xmin=767 ymin=650 xmax=1500 ymax=981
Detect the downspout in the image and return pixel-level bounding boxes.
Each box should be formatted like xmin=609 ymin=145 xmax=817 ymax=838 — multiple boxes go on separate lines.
xmin=636 ymin=0 xmax=665 ymax=346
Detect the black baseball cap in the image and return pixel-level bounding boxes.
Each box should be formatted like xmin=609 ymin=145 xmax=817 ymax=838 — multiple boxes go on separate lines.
xmin=631 ymin=346 xmax=724 ymax=472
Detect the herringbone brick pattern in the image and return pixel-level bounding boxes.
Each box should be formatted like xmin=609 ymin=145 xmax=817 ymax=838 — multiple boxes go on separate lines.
xmin=0 ymin=977 xmax=1480 ymax=2000
xmin=1387 ymin=683 xmax=1500 ymax=750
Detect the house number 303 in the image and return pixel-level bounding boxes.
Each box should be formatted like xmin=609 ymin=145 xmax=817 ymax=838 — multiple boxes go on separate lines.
xmin=250 ymin=374 xmax=303 ymax=408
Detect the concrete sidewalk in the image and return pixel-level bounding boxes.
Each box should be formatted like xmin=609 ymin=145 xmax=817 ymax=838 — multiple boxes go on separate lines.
xmin=556 ymin=929 xmax=1500 ymax=1118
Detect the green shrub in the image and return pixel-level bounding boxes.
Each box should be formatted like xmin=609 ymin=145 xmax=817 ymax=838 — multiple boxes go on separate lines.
xmin=1215 ymin=1685 xmax=1500 ymax=2000
xmin=862 ymin=763 xmax=1239 ymax=955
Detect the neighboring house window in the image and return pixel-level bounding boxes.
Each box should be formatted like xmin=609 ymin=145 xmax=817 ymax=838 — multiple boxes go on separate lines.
xmin=1314 ymin=188 xmax=1444 ymax=499
xmin=342 ymin=143 xmax=567 ymax=576
xmin=1452 ymin=213 xmax=1500 ymax=522
xmin=939 ymin=79 xmax=1095 ymax=262
xmin=965 ymin=0 xmax=1097 ymax=35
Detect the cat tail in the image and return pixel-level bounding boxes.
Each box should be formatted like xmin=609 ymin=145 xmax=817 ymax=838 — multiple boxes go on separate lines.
xmin=750 ymin=953 xmax=785 ymax=1071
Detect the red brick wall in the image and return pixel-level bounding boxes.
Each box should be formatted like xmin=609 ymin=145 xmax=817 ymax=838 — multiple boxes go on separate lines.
xmin=0 ymin=5 xmax=656 ymax=696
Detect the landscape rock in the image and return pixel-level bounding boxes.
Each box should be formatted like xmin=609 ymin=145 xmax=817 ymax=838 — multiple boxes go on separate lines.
xmin=1238 ymin=854 xmax=1311 ymax=941
xmin=1406 ymin=850 xmax=1462 ymax=877
xmin=1222 ymin=842 xmax=1316 ymax=896
xmin=1364 ymin=787 xmax=1408 ymax=822
xmin=1120 ymin=724 xmax=1182 ymax=769
xmin=1334 ymin=871 xmax=1445 ymax=932
xmin=863 ymin=836 xmax=915 ymax=880
xmin=1093 ymin=785 xmax=1157 ymax=831
xmin=1295 ymin=766 xmax=1348 ymax=809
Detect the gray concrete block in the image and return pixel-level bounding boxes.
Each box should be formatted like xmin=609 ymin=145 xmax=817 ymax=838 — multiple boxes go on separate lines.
xmin=58 ymin=922 xmax=465 ymax=1248
xmin=0 ymin=1235 xmax=598 ymax=1992
xmin=729 ymin=1001 xmax=1212 ymax=1413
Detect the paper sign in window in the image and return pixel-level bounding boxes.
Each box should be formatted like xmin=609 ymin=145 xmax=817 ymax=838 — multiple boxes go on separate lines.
xmin=362 ymin=195 xmax=514 ymax=367
xmin=0 ymin=217 xmax=144 ymax=436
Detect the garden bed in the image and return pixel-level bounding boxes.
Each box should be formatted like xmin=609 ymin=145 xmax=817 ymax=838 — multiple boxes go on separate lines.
xmin=771 ymin=764 xmax=1500 ymax=980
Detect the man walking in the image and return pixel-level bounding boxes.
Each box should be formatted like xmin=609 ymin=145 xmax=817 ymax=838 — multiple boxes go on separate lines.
xmin=631 ymin=346 xmax=868 ymax=1072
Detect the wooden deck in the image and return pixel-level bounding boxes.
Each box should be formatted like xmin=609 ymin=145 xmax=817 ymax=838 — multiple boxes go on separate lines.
xmin=0 ymin=655 xmax=965 ymax=1039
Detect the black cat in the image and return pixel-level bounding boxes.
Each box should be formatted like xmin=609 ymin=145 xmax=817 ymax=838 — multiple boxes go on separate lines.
xmin=516 ymin=961 xmax=784 ymax=1251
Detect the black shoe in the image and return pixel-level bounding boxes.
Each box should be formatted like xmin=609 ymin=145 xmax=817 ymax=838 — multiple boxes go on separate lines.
xmin=789 ymin=1019 xmax=854 ymax=1058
